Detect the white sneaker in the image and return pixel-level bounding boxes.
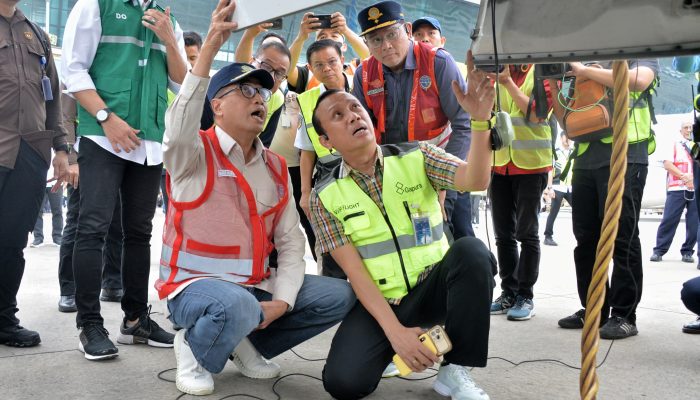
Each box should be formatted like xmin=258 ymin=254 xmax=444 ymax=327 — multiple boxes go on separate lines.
xmin=231 ymin=337 xmax=281 ymax=379
xmin=434 ymin=364 xmax=490 ymax=400
xmin=174 ymin=330 xmax=214 ymax=396
xmin=381 ymin=362 xmax=400 ymax=378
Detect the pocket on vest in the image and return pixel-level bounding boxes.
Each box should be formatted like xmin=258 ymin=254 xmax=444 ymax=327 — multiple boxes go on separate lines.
xmin=95 ymin=78 xmax=132 ymax=120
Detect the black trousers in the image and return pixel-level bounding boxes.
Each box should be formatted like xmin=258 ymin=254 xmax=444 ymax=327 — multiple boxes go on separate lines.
xmin=489 ymin=173 xmax=547 ymax=299
xmin=0 ymin=141 xmax=48 ymax=328
xmin=58 ymin=186 xmax=123 ymax=296
xmin=572 ymin=164 xmax=647 ymax=323
xmin=322 ymin=237 xmax=495 ymax=400
xmin=544 ymin=189 xmax=572 ymax=238
xmin=450 ymin=191 xmax=475 ymax=239
xmin=72 ymin=139 xmax=161 ymax=327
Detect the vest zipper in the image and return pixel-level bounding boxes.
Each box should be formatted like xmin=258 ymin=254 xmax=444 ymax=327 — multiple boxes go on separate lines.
xmin=380 ymin=208 xmax=411 ymax=293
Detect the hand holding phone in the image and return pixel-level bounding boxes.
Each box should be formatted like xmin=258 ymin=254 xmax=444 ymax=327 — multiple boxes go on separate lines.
xmin=391 ymin=325 xmax=451 ymax=377
xmin=314 ymin=14 xmax=333 ymax=29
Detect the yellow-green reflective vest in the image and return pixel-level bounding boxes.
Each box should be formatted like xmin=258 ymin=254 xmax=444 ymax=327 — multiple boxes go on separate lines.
xmin=297 ymin=86 xmax=341 ymax=165
xmin=317 ymin=143 xmax=450 ymax=300
xmin=264 ymin=90 xmax=285 ymax=131
xmin=494 ymin=68 xmax=553 ymax=169
xmin=576 ymin=89 xmax=656 ymax=156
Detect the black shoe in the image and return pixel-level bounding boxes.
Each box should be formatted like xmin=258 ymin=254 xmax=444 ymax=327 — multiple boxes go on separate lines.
xmin=78 ymin=322 xmax=118 ymax=361
xmin=100 ymin=288 xmax=123 ymax=302
xmin=682 ymin=254 xmax=695 ymax=263
xmin=58 ymin=295 xmax=77 ymax=313
xmin=558 ymin=309 xmax=585 ymax=329
xmin=117 ymin=306 xmax=174 ymax=348
xmin=599 ymin=316 xmax=638 ymax=340
xmin=0 ymin=325 xmax=41 ymax=347
xmin=543 ymin=236 xmax=558 ymax=246
xmin=649 ymin=253 xmax=662 ymax=262
xmin=682 ymin=317 xmax=700 ymax=334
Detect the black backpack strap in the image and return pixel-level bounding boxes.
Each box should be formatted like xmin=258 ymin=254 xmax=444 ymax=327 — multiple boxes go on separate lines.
xmin=24 ymin=19 xmax=51 ymax=59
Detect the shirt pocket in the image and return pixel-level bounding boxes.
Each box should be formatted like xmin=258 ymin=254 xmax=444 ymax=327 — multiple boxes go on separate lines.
xmin=254 ymin=188 xmax=280 ymax=214
xmin=0 ymin=39 xmax=16 ymax=77
xmin=22 ymin=41 xmax=45 ymax=82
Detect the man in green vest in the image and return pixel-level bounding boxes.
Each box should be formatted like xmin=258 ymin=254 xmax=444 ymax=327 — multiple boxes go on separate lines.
xmin=486 ymin=64 xmax=553 ymax=322
xmin=550 ymin=60 xmax=659 ymax=339
xmin=61 ymin=0 xmax=187 ymax=361
xmin=309 ymin=53 xmax=496 ymax=400
xmin=295 ymin=39 xmax=349 ymax=278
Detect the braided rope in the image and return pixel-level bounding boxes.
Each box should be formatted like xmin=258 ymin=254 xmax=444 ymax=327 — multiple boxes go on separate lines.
xmin=579 ymin=60 xmax=629 ymax=400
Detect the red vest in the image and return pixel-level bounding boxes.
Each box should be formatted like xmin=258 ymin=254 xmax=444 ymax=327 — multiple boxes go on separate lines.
xmin=668 ymin=141 xmax=693 ymax=190
xmin=156 ymin=128 xmax=289 ymax=299
xmin=362 ymin=41 xmax=450 ymax=145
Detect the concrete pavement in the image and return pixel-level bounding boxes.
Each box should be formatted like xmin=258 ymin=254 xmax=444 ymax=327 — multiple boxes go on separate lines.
xmin=0 ymin=210 xmax=698 ymax=399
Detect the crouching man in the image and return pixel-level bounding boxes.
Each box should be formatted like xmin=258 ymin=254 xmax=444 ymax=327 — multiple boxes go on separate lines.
xmin=310 ymin=52 xmax=497 ymax=400
xmin=158 ymin=1 xmax=355 ymax=395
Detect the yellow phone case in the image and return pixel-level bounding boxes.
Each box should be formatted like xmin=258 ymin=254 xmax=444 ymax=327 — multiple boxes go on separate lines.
xmin=392 ymin=333 xmax=439 ymax=377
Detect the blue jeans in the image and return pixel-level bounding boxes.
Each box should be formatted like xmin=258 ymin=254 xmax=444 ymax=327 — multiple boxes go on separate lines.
xmin=167 ymin=274 xmax=356 ymax=373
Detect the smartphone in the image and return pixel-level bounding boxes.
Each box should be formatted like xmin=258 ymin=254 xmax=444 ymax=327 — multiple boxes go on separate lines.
xmin=314 ymin=14 xmax=333 ymax=29
xmin=392 ymin=326 xmax=452 ymax=377
xmin=268 ymin=17 xmax=283 ymax=30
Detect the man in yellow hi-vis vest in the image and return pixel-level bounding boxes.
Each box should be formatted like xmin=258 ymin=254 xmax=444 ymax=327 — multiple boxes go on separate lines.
xmin=550 ymin=59 xmax=659 ymax=340
xmin=308 ymin=52 xmax=496 ymax=400
xmin=487 ymin=65 xmax=553 ymax=322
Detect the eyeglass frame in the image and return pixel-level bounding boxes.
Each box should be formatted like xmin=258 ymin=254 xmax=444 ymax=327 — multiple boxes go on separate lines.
xmin=364 ymin=23 xmax=407 ymax=49
xmin=310 ymin=57 xmax=342 ymax=71
xmin=216 ymin=83 xmax=272 ymax=102
xmin=254 ymin=59 xmax=288 ymax=81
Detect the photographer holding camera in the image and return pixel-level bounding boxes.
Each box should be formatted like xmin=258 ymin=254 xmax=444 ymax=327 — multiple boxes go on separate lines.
xmin=549 ymin=59 xmax=659 ymax=339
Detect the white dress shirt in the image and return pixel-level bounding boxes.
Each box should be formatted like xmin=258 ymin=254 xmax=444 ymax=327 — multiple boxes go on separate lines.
xmin=61 ymin=0 xmax=187 ymax=166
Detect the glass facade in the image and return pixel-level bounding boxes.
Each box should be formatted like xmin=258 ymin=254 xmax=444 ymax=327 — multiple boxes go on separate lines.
xmin=15 ymin=0 xmax=695 ymax=114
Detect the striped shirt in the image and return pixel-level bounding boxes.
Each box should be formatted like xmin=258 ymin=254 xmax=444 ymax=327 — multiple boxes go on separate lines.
xmin=309 ymin=142 xmax=461 ymax=304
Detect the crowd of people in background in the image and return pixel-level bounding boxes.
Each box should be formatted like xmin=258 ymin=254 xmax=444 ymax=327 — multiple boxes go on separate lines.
xmin=1 ymin=0 xmax=699 ymax=399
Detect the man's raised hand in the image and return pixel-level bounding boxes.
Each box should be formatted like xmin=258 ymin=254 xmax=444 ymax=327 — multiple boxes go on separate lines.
xmin=451 ymin=50 xmax=496 ymax=122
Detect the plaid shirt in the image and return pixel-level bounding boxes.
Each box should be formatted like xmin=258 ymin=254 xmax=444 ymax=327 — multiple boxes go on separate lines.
xmin=309 ymin=142 xmax=461 ymax=304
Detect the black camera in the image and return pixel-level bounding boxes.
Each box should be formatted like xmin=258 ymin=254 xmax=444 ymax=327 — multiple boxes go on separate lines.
xmin=535 ymin=63 xmax=572 ymax=79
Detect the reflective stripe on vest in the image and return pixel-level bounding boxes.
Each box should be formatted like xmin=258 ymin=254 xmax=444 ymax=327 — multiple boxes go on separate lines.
xmin=362 ymin=42 xmax=449 ymax=143
xmin=155 ymin=128 xmax=289 ymax=299
xmin=99 ymin=35 xmax=167 ymax=53
xmin=298 ymin=85 xmax=340 ymax=162
xmin=355 ymin=223 xmax=444 ymax=259
xmin=493 ymin=67 xmax=553 ymax=169
xmin=317 ymin=143 xmax=449 ymax=300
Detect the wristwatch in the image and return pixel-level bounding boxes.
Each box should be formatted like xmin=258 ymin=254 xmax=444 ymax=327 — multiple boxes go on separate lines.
xmin=55 ymin=143 xmax=72 ymax=154
xmin=95 ymin=108 xmax=112 ymax=125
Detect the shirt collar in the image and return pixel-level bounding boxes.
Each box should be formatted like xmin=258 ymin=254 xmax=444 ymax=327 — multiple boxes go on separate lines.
xmin=339 ymin=145 xmax=383 ymax=179
xmin=318 ymin=72 xmax=351 ymax=94
xmin=126 ymin=0 xmax=155 ymax=9
xmin=214 ymin=126 xmax=267 ymax=164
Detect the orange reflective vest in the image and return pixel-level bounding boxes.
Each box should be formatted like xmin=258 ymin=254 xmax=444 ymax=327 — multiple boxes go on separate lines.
xmin=362 ymin=41 xmax=450 ymax=146
xmin=156 ymin=127 xmax=289 ymax=299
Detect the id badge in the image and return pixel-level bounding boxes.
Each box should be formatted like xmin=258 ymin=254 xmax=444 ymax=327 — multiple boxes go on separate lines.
xmin=41 ymin=75 xmax=53 ymax=101
xmin=412 ymin=213 xmax=433 ymax=246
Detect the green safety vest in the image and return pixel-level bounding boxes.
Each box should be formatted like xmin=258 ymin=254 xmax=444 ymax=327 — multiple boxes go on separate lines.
xmin=576 ymin=89 xmax=656 ymax=156
xmin=297 ymin=86 xmax=341 ymax=165
xmin=77 ymin=0 xmax=174 ymax=143
xmin=317 ymin=143 xmax=450 ymax=300
xmin=264 ymin=90 xmax=285 ymax=131
xmin=494 ymin=68 xmax=553 ymax=169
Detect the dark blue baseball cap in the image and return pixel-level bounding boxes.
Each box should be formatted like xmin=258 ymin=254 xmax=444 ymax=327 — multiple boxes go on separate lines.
xmin=357 ymin=1 xmax=405 ymax=36
xmin=412 ymin=16 xmax=442 ymax=34
xmin=207 ymin=63 xmax=275 ymax=101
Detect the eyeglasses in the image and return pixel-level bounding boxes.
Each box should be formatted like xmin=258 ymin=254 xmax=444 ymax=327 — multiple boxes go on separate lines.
xmin=255 ymin=59 xmax=288 ymax=81
xmin=217 ymin=83 xmax=272 ymax=102
xmin=311 ymin=58 xmax=340 ymax=71
xmin=365 ymin=24 xmax=405 ymax=49
xmin=682 ymin=125 xmax=693 ymax=130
